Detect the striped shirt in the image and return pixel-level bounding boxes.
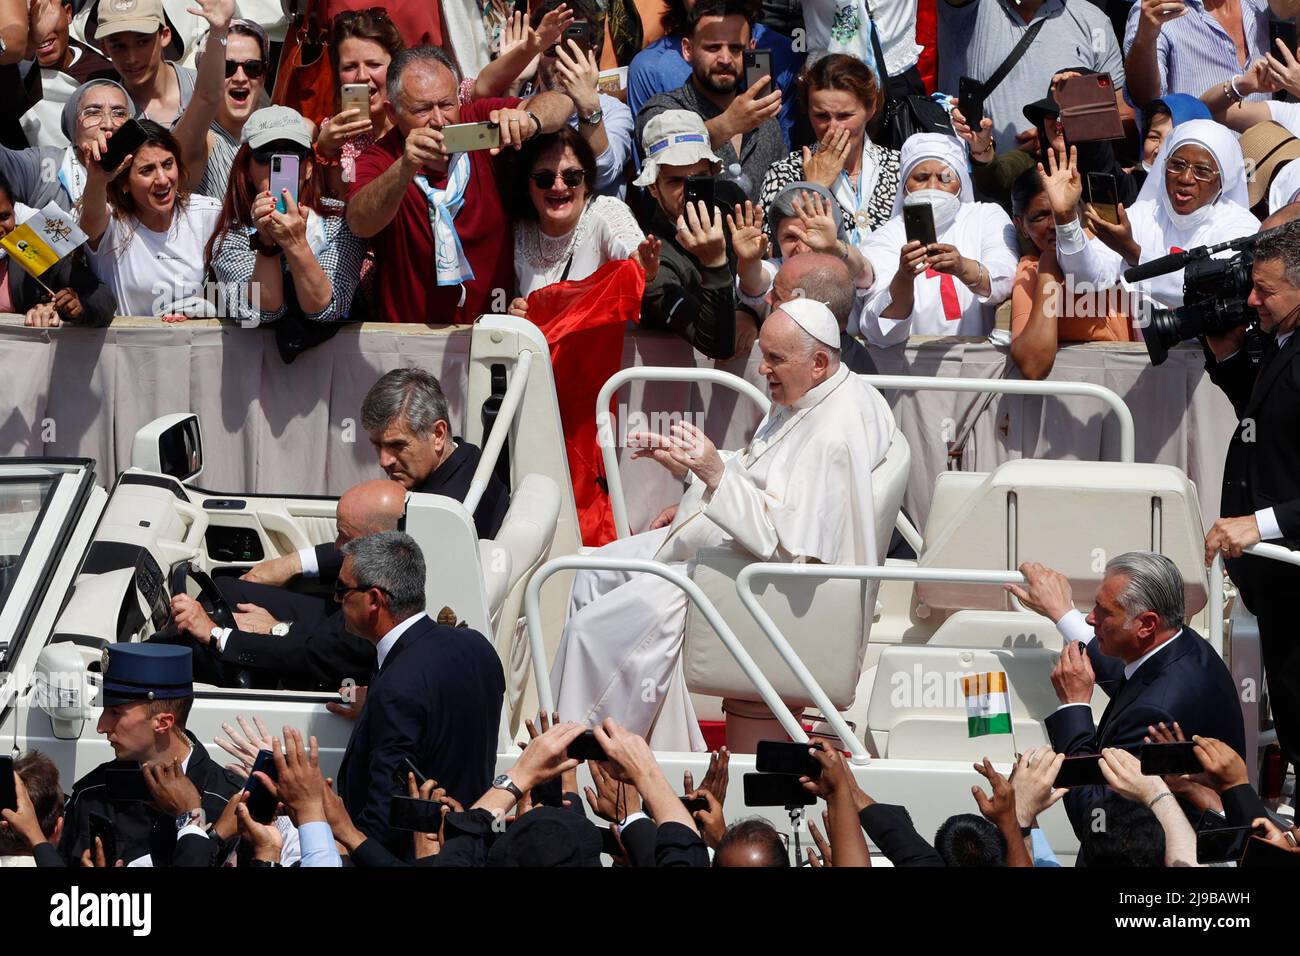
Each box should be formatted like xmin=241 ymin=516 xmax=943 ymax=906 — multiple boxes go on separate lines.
xmin=195 ymin=122 xmax=240 ymax=200
xmin=1122 ymin=0 xmax=1271 ymax=101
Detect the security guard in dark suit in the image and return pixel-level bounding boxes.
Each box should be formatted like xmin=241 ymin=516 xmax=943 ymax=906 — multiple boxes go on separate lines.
xmin=56 ymin=644 xmax=242 ymax=866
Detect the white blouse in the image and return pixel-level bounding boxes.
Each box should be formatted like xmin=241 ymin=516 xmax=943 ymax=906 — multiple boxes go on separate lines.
xmin=514 ymin=194 xmax=643 ymax=297
xmin=859 ymin=201 xmax=1019 ymax=347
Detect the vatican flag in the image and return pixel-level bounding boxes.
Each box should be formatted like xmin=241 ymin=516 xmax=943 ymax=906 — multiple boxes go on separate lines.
xmin=0 ymin=203 xmax=88 ymax=278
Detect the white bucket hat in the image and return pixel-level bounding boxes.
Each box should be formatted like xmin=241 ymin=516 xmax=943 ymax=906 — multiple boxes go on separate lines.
xmin=634 ymin=110 xmax=722 ymax=187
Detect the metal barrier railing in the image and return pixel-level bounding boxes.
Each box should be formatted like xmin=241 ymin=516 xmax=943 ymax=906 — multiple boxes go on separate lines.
xmin=597 ymin=368 xmax=1136 ymax=541
xmin=520 ymin=554 xmax=868 ymax=757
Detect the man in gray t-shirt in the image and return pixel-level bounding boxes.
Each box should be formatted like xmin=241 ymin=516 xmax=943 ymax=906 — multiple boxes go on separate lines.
xmin=939 ymin=0 xmax=1127 ymax=153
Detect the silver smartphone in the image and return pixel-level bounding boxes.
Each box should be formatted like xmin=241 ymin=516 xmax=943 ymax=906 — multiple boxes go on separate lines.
xmin=340 ymin=83 xmax=370 ymax=121
xmin=439 ymin=121 xmax=501 ymax=153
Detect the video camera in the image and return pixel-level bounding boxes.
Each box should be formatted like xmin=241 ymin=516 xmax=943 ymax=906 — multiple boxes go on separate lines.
xmin=1124 ymin=230 xmax=1271 ymax=366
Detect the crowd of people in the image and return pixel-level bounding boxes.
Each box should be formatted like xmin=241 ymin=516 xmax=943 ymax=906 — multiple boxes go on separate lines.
xmin=2 ymin=0 xmax=1300 ymax=870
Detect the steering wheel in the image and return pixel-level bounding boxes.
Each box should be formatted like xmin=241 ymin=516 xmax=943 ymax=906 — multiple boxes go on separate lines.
xmin=169 ymin=562 xmax=237 ymax=631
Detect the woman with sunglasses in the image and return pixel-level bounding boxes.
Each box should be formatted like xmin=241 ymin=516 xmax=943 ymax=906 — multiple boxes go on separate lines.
xmin=314 ymin=9 xmax=406 ymax=199
xmin=190 ymin=20 xmax=272 ymax=199
xmin=78 ymin=120 xmax=222 ymax=319
xmin=205 ymin=106 xmax=367 ymax=326
xmin=506 ymin=127 xmax=656 ymax=317
xmin=859 ymin=133 xmax=1019 ymax=346
xmin=1050 ymin=119 xmax=1259 ymax=310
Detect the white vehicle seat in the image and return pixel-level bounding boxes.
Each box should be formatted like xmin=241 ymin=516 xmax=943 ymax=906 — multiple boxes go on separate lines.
xmin=863 ymin=644 xmax=1108 ymax=761
xmin=681 ymin=431 xmax=911 ymax=731
xmin=915 ymin=460 xmax=1208 ymax=620
xmin=481 ymin=473 xmax=562 ymax=734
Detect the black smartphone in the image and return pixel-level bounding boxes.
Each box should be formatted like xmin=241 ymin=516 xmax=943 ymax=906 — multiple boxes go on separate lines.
xmin=1139 ymin=741 xmax=1201 ymax=776
xmin=681 ymin=795 xmax=709 ymax=814
xmin=567 ymin=729 xmax=607 ymax=762
xmin=105 ymin=766 xmax=151 ymax=802
xmin=742 ymin=772 xmax=816 ymax=808
xmin=743 ymin=48 xmax=773 ymax=93
xmin=98 ymin=118 xmax=148 ymax=172
xmin=565 ymin=20 xmax=589 ymax=40
xmin=392 ymin=756 xmax=426 ymax=790
xmin=903 ymin=202 xmax=937 ymax=247
xmin=244 ymin=749 xmax=279 ymax=824
xmin=1086 ymin=171 xmax=1120 ymax=226
xmin=1239 ymin=834 xmax=1300 ymax=867
xmin=388 ymin=795 xmax=443 ymax=832
xmin=1271 ymin=19 xmax=1298 ymax=57
xmin=755 ymin=740 xmax=823 ymax=779
xmin=89 ymin=811 xmax=116 ymax=864
xmin=1196 ymin=824 xmax=1256 ymax=864
xmin=1052 ymin=754 xmax=1106 ymax=788
xmin=0 ymin=755 xmax=15 ymax=812
xmin=684 ymin=175 xmax=716 ymax=213
xmin=958 ymin=76 xmax=984 ymax=128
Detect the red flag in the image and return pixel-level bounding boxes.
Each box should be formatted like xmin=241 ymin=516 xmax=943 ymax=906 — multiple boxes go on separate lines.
xmin=525 ymin=259 xmax=646 ymax=547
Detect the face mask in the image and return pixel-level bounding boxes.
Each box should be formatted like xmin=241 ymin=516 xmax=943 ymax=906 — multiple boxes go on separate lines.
xmin=904 ymin=187 xmax=962 ymax=232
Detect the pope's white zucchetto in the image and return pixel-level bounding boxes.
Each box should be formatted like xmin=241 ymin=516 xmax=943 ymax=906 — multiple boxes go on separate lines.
xmin=775 ymin=298 xmax=840 ymax=348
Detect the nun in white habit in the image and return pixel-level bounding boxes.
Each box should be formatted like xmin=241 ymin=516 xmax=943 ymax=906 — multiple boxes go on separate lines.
xmin=859 ymin=133 xmax=1019 ymax=347
xmin=1054 ymin=118 xmax=1260 ymax=310
xmin=550 ymin=300 xmax=896 ymax=752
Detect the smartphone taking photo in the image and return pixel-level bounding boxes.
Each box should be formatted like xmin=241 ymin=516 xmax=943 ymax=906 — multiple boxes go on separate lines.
xmin=244 ymin=749 xmax=280 ymax=824
xmin=755 ymin=740 xmax=823 ymax=779
xmin=743 ymin=49 xmax=773 ymax=93
xmin=903 ymin=202 xmax=937 ymax=247
xmin=340 ymin=83 xmax=371 ymax=121
xmin=439 ymin=121 xmax=502 ymax=153
xmin=98 ymin=118 xmax=148 ymax=172
xmin=270 ymin=154 xmax=300 ymax=214
xmin=1086 ymin=171 xmax=1120 ymax=226
xmin=957 ymin=76 xmax=985 ymax=128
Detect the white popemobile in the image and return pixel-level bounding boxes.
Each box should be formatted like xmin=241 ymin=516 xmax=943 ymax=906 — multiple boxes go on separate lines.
xmin=0 ymin=316 xmax=1291 ymax=863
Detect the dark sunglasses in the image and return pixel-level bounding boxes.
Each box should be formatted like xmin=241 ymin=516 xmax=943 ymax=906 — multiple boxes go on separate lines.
xmin=334 ymin=579 xmax=390 ymax=601
xmin=530 ymin=168 xmax=586 ymax=189
xmin=333 ymin=7 xmax=388 ymax=28
xmin=225 ymin=58 xmax=266 ymax=79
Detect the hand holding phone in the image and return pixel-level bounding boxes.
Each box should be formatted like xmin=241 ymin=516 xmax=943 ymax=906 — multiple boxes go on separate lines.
xmin=1053 ymin=754 xmax=1106 ymax=788
xmin=244 ymin=749 xmax=280 ymax=824
xmin=0 ymin=755 xmax=16 ymax=812
xmin=269 ymin=154 xmax=301 ymax=215
xmin=744 ymin=49 xmax=773 ymax=93
xmin=903 ymin=202 xmax=937 ymax=247
xmin=340 ymin=83 xmax=371 ymax=122
xmin=95 ymin=118 xmax=147 ymax=174
xmin=957 ymin=76 xmax=985 ymax=129
xmin=1086 ymin=171 xmax=1120 ymax=226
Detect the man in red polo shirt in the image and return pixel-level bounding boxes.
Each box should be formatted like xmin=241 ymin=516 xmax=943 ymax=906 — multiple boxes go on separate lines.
xmin=346 ymin=45 xmax=574 ymax=323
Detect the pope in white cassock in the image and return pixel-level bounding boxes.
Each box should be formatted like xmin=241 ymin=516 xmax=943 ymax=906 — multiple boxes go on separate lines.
xmin=551 ymin=299 xmax=897 ymax=751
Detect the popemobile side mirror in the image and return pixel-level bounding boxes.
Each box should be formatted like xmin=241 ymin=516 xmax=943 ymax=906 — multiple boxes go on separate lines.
xmin=130 ymin=413 xmax=205 ymax=484
xmin=31 ymin=642 xmax=93 ymax=740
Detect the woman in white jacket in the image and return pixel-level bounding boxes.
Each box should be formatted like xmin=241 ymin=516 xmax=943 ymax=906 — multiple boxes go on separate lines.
xmin=1052 ymin=119 xmax=1259 ymax=312
xmin=859 ymin=133 xmax=1018 ymax=347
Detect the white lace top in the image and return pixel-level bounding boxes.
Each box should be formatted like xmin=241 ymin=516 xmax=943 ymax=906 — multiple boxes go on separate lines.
xmin=513 ymin=194 xmax=644 ymax=297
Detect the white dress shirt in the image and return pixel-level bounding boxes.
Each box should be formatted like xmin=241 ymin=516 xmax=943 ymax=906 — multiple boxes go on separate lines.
xmin=375 ymin=612 xmax=429 ymax=671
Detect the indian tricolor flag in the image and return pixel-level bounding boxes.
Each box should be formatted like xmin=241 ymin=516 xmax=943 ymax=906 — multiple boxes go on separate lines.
xmin=963 ymin=671 xmax=1013 ymax=737
xmin=0 ymin=202 xmax=87 ymax=278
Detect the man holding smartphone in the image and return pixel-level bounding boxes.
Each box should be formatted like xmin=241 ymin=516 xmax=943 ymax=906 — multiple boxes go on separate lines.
xmin=634 ymin=0 xmax=786 ymax=202
xmin=346 ymin=44 xmax=574 ymax=323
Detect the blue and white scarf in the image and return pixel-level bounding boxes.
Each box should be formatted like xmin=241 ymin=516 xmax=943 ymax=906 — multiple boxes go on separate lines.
xmin=413 ymin=153 xmax=475 ymax=286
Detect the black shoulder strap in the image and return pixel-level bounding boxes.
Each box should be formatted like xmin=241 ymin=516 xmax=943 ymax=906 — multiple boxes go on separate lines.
xmin=981 ymin=17 xmax=1046 ymax=98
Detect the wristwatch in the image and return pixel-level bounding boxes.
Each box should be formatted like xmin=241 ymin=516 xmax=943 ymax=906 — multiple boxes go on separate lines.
xmin=271 ymin=622 xmax=291 ymax=636
xmin=492 ymin=772 xmax=523 ymax=799
xmin=176 ymin=808 xmax=204 ymax=832
xmin=579 ymin=108 xmax=604 ymax=127
xmin=208 ymin=625 xmax=225 ymax=648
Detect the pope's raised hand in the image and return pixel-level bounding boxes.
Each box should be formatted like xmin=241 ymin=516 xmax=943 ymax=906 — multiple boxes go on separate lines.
xmin=666 ymin=421 xmax=725 ymax=492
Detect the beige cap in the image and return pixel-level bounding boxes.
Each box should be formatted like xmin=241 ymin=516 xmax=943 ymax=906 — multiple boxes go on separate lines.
xmin=92 ymin=0 xmax=167 ymax=40
xmin=633 ymin=110 xmax=722 ymax=187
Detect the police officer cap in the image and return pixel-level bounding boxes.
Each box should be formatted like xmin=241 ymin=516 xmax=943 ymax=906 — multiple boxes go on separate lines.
xmin=100 ymin=644 xmax=193 ymax=707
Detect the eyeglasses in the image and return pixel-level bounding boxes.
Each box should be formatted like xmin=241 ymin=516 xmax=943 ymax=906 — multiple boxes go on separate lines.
xmin=530 ymin=168 xmax=586 ymax=189
xmin=334 ymin=580 xmax=389 ymax=601
xmin=79 ymin=106 xmax=131 ymax=127
xmin=225 ymin=58 xmax=267 ymax=79
xmin=1165 ymin=158 xmax=1220 ymax=183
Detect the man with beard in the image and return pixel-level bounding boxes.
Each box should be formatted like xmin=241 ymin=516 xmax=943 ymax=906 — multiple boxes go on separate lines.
xmin=633 ymin=0 xmax=785 ymax=202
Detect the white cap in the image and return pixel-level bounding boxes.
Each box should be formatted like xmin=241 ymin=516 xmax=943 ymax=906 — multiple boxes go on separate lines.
xmin=775 ymin=298 xmax=840 ymax=347
xmin=633 ymin=110 xmax=721 ymax=187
